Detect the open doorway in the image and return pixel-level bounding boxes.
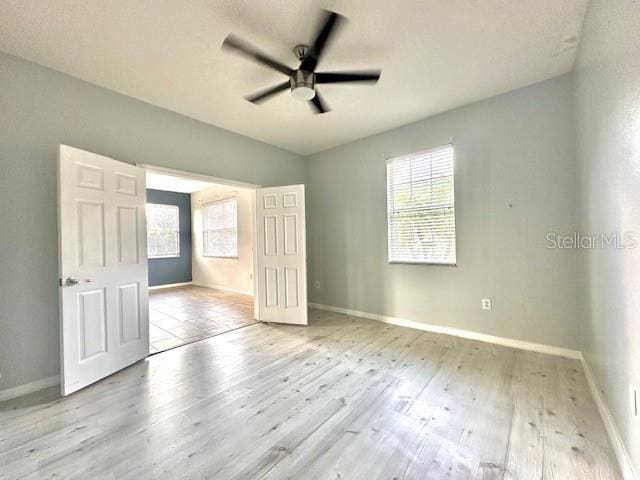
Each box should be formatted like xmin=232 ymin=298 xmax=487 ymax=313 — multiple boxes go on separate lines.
xmin=58 ymin=146 xmax=307 ymax=395
xmin=144 ymin=169 xmax=257 ymax=353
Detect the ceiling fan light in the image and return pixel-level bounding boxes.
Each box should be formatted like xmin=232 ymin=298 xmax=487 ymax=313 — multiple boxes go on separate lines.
xmin=291 ymin=85 xmax=315 ymax=101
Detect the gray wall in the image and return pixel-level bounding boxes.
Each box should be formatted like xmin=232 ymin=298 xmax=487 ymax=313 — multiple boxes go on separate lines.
xmin=146 ymin=189 xmax=192 ymax=287
xmin=574 ymin=0 xmax=640 ymax=471
xmin=0 ymin=52 xmax=304 ymax=391
xmin=306 ymin=74 xmax=581 ymax=350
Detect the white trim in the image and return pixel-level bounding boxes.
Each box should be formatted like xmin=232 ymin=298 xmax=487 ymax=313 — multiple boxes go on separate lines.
xmin=138 ymin=163 xmax=260 ymax=190
xmin=149 ymin=281 xmax=193 ymax=290
xmin=193 ymin=281 xmax=253 ymax=297
xmin=251 ymin=190 xmax=259 ymax=320
xmin=582 ymin=358 xmax=638 ymax=480
xmin=0 ymin=375 xmax=60 ymax=402
xmin=308 ymin=302 xmax=581 ymax=360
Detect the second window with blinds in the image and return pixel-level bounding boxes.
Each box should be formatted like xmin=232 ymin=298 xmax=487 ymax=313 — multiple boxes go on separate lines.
xmin=146 ymin=203 xmax=180 ymax=258
xmin=386 ymin=144 xmax=456 ymax=265
xmin=203 ymin=197 xmax=238 ymax=258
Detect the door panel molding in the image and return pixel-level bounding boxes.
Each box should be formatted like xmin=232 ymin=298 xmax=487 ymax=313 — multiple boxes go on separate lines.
xmin=58 ymin=145 xmax=149 ymax=395
xmin=256 ymin=185 xmax=307 ymax=325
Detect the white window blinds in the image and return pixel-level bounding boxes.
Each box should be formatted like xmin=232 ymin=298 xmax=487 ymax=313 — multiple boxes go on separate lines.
xmin=146 ymin=203 xmax=180 ymax=258
xmin=386 ymin=144 xmax=456 ymax=265
xmin=203 ymin=198 xmax=238 ymax=258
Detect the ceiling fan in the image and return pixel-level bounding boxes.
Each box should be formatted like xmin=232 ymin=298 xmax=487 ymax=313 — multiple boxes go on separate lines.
xmin=222 ymin=9 xmax=381 ymax=114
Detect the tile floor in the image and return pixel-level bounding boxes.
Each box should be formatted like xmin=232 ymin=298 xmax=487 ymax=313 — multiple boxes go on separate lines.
xmin=149 ymin=285 xmax=256 ymax=353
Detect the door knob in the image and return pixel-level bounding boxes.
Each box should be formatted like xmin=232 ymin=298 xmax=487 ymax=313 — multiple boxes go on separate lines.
xmin=64 ymin=276 xmax=91 ymax=286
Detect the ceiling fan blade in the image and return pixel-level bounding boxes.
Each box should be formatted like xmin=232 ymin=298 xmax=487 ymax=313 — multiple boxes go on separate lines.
xmin=315 ymin=70 xmax=381 ymax=84
xmin=309 ymin=91 xmax=330 ymax=114
xmin=222 ymin=34 xmax=293 ymax=76
xmin=245 ymin=81 xmax=291 ymax=103
xmin=301 ymin=10 xmax=345 ymax=72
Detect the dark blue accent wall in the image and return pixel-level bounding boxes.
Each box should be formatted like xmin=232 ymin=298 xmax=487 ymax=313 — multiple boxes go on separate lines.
xmin=146 ymin=189 xmax=192 ymax=287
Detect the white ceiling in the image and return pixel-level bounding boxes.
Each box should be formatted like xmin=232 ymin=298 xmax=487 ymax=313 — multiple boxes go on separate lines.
xmin=0 ymin=0 xmax=588 ymax=155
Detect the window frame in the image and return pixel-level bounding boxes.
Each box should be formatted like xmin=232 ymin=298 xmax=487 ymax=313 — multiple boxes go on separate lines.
xmin=146 ymin=203 xmax=181 ymax=259
xmin=202 ymin=197 xmax=239 ymax=259
xmin=385 ymin=144 xmax=457 ymax=266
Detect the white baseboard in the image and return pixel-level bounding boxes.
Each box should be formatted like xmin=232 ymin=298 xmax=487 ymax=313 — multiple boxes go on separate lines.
xmin=308 ymin=302 xmax=582 ymax=360
xmin=192 ymin=282 xmax=253 ymax=297
xmin=0 ymin=375 xmax=60 ymax=402
xmin=149 ymin=281 xmax=192 ymax=290
xmin=581 ymin=358 xmax=637 ymax=480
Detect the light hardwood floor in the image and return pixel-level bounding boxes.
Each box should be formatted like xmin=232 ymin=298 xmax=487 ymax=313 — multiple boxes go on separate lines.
xmin=0 ymin=310 xmax=621 ymax=479
xmin=149 ymin=285 xmax=255 ymax=353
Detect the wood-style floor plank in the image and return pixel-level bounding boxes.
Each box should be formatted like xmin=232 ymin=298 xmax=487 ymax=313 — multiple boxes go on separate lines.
xmin=0 ymin=309 xmax=621 ymax=480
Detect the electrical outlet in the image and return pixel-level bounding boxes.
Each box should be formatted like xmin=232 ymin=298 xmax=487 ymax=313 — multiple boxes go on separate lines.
xmin=631 ymin=385 xmax=639 ymax=418
xmin=482 ymin=298 xmax=492 ymax=310
xmin=314 ymin=280 xmax=321 ymax=289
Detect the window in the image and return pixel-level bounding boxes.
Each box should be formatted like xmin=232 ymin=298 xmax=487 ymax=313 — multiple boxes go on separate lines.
xmin=203 ymin=198 xmax=238 ymax=258
xmin=386 ymin=144 xmax=456 ymax=265
xmin=146 ymin=203 xmax=180 ymax=258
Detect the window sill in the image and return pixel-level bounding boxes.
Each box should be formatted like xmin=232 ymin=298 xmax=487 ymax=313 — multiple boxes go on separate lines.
xmin=389 ymin=260 xmax=457 ymax=267
xmin=203 ymin=255 xmax=239 ymax=259
xmin=149 ymin=255 xmax=181 ymax=259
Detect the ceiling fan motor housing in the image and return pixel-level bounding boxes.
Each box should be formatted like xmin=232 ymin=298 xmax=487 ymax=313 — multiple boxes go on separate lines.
xmin=290 ymin=69 xmax=315 ymax=100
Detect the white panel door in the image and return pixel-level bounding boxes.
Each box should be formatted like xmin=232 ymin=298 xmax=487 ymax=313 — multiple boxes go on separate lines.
xmin=256 ymin=185 xmax=307 ymax=325
xmin=58 ymin=145 xmax=149 ymax=395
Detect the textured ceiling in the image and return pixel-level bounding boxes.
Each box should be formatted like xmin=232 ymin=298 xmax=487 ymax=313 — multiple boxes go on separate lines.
xmin=0 ymin=0 xmax=588 ymax=155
